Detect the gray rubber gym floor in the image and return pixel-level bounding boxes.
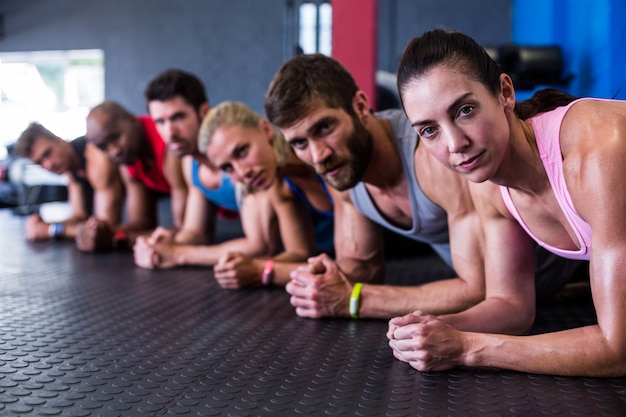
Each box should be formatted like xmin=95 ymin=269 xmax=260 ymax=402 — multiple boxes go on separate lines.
xmin=1 ymin=208 xmax=625 ymax=416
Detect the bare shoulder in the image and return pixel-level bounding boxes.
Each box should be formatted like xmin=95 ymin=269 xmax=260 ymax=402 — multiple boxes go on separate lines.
xmin=414 ymin=145 xmax=471 ymax=212
xmin=561 ymin=99 xmax=626 ymax=155
xmin=181 ymin=155 xmax=194 ymax=185
xmin=562 ymin=99 xmax=626 ymax=221
xmin=561 ymin=100 xmax=626 ymax=183
xmin=468 ymin=181 xmax=510 ymax=220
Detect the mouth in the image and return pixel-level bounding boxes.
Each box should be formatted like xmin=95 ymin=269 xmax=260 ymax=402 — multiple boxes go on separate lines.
xmin=455 ymin=151 xmax=485 ymax=171
xmin=248 ymin=172 xmax=265 ymax=189
xmin=317 ymin=163 xmax=342 ymax=178
xmin=114 ymin=154 xmax=130 ymax=165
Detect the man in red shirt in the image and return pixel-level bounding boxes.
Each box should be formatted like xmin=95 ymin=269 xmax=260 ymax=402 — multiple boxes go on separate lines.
xmin=76 ymin=100 xmax=188 ymax=251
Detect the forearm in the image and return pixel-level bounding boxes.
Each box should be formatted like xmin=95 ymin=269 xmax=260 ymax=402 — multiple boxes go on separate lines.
xmin=336 ymin=256 xmax=385 ymax=284
xmin=261 ymin=251 xmax=309 ymax=286
xmin=175 ymin=237 xmax=264 ymax=267
xmin=360 ymin=277 xmax=482 ymax=319
xmin=267 ymin=260 xmax=305 ymax=286
xmin=47 ymin=217 xmax=87 ymax=239
xmin=174 ymin=228 xmax=210 ymax=245
xmin=440 ymin=296 xmax=534 ymax=334
xmin=465 ymin=325 xmax=626 ymax=377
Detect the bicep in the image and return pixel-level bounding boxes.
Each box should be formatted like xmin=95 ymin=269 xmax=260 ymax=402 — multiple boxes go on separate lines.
xmin=270 ymin=194 xmax=315 ymax=260
xmin=166 ymin=157 xmax=188 ymax=228
xmin=179 ymin=186 xmax=217 ymax=240
xmin=333 ymin=192 xmax=384 ymax=264
xmin=470 ymin=182 xmax=535 ymax=303
xmin=66 ymin=179 xmax=88 ymax=220
xmin=91 ymin=171 xmax=123 ymax=226
xmin=121 ymin=169 xmax=157 ymax=228
xmin=238 ymin=193 xmax=279 ymax=256
xmin=573 ymin=151 xmax=626 ymax=347
xmin=446 ymin=210 xmax=485 ymax=290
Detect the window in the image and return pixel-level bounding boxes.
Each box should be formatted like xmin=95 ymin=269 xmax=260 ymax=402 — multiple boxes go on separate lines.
xmin=298 ymin=2 xmax=332 ymax=55
xmin=0 ymin=49 xmax=104 ymax=158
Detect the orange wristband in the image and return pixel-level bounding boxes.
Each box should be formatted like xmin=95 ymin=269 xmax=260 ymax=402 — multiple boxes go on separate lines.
xmin=262 ymin=260 xmax=274 ymax=286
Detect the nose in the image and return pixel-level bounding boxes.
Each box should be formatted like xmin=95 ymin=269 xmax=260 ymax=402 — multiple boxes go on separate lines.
xmin=41 ymin=158 xmax=53 ymax=172
xmin=106 ymin=144 xmax=122 ymax=162
xmin=159 ymin=121 xmax=173 ymax=141
xmin=232 ymin=162 xmax=252 ymax=183
xmin=309 ymin=141 xmax=332 ymax=165
xmin=446 ymin=128 xmax=470 ymax=154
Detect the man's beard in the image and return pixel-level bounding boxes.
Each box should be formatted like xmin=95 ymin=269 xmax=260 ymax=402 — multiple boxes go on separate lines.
xmin=317 ymin=116 xmax=373 ymax=191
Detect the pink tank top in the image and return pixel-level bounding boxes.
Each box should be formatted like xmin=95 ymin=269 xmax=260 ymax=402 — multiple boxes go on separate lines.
xmin=500 ymin=98 xmax=594 ymax=261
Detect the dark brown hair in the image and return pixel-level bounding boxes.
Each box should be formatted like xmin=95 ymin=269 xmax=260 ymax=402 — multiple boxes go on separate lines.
xmin=144 ymin=68 xmax=208 ymax=111
xmin=397 ymin=29 xmax=577 ymax=120
xmin=264 ymin=53 xmax=359 ymax=128
xmin=15 ymin=122 xmax=59 ymax=158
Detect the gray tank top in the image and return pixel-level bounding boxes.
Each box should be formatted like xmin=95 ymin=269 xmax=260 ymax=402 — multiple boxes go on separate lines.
xmin=349 ymin=109 xmax=452 ymax=268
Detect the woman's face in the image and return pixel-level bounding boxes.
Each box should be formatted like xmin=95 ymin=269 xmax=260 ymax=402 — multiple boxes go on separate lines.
xmin=206 ymin=120 xmax=278 ymax=191
xmin=401 ymin=65 xmax=513 ymax=183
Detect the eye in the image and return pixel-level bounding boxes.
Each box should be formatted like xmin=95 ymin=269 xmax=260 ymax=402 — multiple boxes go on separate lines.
xmin=104 ymin=132 xmax=121 ymax=144
xmin=313 ymin=121 xmax=333 ymax=138
xmin=234 ymin=144 xmax=249 ymax=159
xmin=419 ymin=126 xmax=438 ymax=139
xmin=95 ymin=142 xmax=108 ymax=152
xmin=458 ymin=105 xmax=474 ymax=118
xmin=289 ymin=138 xmax=308 ymax=150
xmin=171 ymin=113 xmax=186 ymax=122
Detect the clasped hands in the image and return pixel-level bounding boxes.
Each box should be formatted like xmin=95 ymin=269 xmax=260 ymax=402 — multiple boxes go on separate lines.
xmin=133 ymin=226 xmax=177 ymax=268
xmin=288 ymin=253 xmax=466 ymax=371
xmin=286 ymin=253 xmax=353 ymax=318
xmin=387 ymin=311 xmax=466 ymax=372
xmin=75 ymin=217 xmax=115 ymax=251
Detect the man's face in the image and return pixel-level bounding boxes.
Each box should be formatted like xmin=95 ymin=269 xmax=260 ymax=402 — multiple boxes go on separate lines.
xmin=148 ymin=97 xmax=204 ymax=158
xmin=280 ymin=101 xmax=373 ymax=191
xmin=29 ymin=137 xmax=69 ymax=175
xmin=86 ymin=113 xmax=138 ymax=165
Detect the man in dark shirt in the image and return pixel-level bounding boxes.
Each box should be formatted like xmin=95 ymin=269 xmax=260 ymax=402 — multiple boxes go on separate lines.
xmin=15 ymin=122 xmax=123 ymax=242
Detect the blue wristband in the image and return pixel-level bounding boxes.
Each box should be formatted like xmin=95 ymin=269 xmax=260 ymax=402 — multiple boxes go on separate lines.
xmin=48 ymin=223 xmax=65 ymax=239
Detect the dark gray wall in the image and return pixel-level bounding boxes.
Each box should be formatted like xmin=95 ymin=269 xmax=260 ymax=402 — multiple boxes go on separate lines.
xmin=0 ymin=0 xmax=512 ymax=114
xmin=0 ymin=0 xmax=287 ymax=114
xmin=377 ymin=0 xmax=512 ymax=72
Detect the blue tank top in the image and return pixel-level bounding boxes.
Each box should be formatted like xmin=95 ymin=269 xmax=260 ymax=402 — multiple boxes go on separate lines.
xmin=284 ymin=174 xmax=334 ymax=252
xmin=191 ymin=158 xmax=239 ymax=212
xmin=348 ymin=109 xmax=452 ymax=268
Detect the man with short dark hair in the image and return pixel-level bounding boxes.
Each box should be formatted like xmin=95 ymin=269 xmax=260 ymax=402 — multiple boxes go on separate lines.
xmin=133 ymin=69 xmax=240 ymax=269
xmin=15 ymin=122 xmax=123 ymax=243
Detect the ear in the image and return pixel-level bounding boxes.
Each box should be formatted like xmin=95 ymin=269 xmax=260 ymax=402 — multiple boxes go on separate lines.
xmin=258 ymin=118 xmax=275 ymax=141
xmin=499 ymin=73 xmax=516 ymax=112
xmin=351 ymin=90 xmax=372 ymax=121
xmin=198 ymin=102 xmax=210 ymax=119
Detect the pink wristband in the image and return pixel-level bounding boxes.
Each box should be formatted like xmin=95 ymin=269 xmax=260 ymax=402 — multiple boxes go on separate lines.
xmin=262 ymin=260 xmax=274 ymax=286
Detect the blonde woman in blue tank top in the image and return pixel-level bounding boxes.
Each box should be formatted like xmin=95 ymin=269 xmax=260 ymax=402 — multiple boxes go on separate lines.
xmin=198 ymin=101 xmax=334 ymax=289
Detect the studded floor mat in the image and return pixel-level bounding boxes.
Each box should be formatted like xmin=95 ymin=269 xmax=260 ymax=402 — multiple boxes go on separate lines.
xmin=0 ymin=209 xmax=625 ymax=416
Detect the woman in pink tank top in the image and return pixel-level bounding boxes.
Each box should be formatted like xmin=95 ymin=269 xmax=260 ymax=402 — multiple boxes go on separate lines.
xmin=388 ymin=28 xmax=626 ymax=377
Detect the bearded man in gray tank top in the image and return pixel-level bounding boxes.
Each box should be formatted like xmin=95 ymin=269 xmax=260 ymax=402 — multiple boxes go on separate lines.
xmin=263 ymin=53 xmax=584 ymax=326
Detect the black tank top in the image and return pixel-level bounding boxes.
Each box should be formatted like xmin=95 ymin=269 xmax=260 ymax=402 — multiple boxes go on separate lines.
xmin=69 ymin=137 xmax=94 ymax=215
